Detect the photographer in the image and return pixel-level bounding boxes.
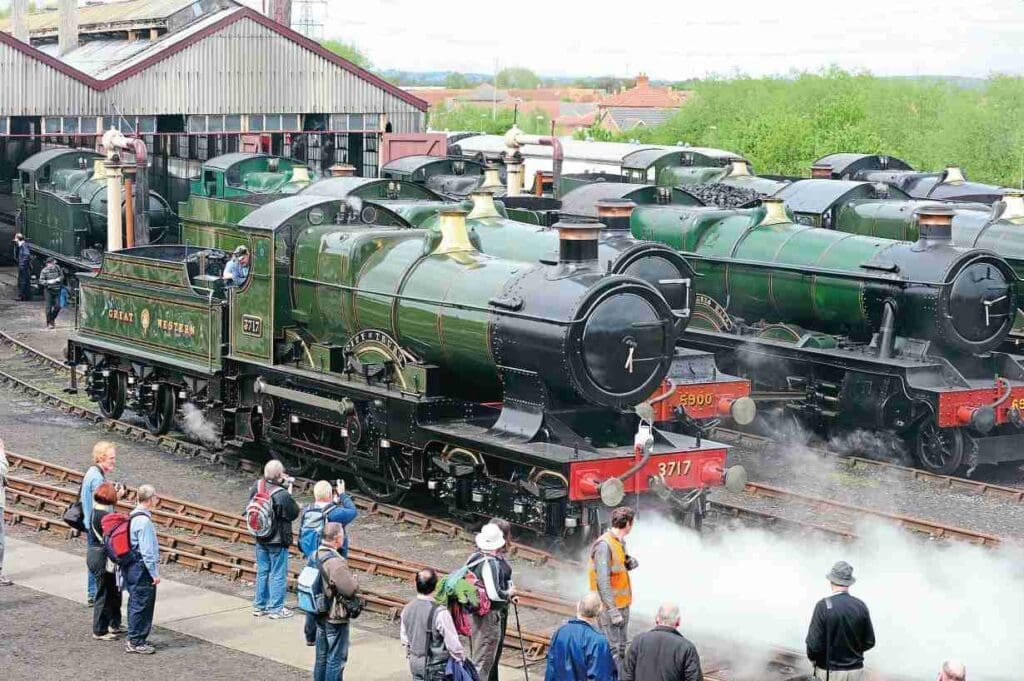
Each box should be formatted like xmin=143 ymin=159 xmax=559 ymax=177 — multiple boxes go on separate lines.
xmin=248 ymin=459 xmax=300 ymax=619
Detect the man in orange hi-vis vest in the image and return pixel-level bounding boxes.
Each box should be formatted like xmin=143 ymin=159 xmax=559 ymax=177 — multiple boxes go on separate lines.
xmin=587 ymin=506 xmax=639 ymax=674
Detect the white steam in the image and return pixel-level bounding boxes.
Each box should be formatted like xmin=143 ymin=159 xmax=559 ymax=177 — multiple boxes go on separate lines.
xmin=623 ymin=516 xmax=1023 ymax=680
xmin=178 ymin=402 xmax=220 ymax=445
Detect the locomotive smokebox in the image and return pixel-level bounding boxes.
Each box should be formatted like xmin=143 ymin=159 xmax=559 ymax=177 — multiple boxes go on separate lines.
xmin=555 ymin=221 xmax=601 ymax=263
xmin=595 ymin=198 xmax=637 ymax=231
xmin=915 ymin=204 xmax=954 ymax=243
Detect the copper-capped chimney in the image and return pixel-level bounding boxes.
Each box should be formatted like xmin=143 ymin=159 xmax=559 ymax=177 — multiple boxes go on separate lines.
xmin=915 ymin=204 xmax=954 ymax=242
xmin=595 ymin=198 xmax=637 ymax=231
xmin=435 ymin=208 xmax=475 ymax=254
xmin=811 ymin=163 xmax=832 ymax=179
xmin=329 ymin=164 xmax=357 ymax=178
xmin=554 ymin=221 xmax=601 ymax=263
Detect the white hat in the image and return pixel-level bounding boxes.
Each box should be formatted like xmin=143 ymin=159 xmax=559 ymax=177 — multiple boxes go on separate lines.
xmin=475 ymin=523 xmax=505 ymax=551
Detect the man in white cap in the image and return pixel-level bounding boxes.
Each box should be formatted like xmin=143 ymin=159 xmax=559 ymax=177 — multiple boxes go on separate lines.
xmin=806 ymin=561 xmax=875 ymax=681
xmin=465 ymin=523 xmax=517 ymax=681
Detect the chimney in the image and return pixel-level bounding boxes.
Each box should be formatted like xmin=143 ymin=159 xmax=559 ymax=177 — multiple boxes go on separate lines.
xmin=636 ymin=73 xmax=650 ymax=88
xmin=329 ymin=163 xmax=356 ymax=177
xmin=269 ymin=0 xmax=292 ymax=27
xmin=1001 ymin=190 xmax=1024 ymax=221
xmin=554 ymin=221 xmax=601 ymax=263
xmin=810 ymin=164 xmax=832 ymax=179
xmin=595 ymin=198 xmax=636 ymax=231
xmin=943 ymin=165 xmax=966 ymax=184
xmin=10 ymin=0 xmax=29 ymax=43
xmin=58 ymin=0 xmax=78 ymax=56
xmin=915 ymin=204 xmax=954 ymax=242
xmin=728 ymin=158 xmax=750 ymax=177
xmin=480 ymin=163 xmax=503 ymax=191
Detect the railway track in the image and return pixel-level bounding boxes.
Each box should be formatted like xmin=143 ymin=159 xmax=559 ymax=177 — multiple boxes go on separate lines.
xmin=714 ymin=426 xmax=1024 ymax=503
xmin=1 ymin=328 xmax=1010 ymax=553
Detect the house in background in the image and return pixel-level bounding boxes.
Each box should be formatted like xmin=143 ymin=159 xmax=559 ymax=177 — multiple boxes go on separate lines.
xmin=596 ymin=73 xmax=689 ymax=133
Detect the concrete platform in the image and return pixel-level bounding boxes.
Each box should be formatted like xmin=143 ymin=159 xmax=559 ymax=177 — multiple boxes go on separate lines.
xmin=4 ymin=537 xmax=530 ymax=680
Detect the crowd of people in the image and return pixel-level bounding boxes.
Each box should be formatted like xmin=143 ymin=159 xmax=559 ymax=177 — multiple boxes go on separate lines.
xmin=0 ymin=441 xmax=971 ymax=681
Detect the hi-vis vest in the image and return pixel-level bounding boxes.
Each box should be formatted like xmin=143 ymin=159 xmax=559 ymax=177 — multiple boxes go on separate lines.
xmin=588 ymin=531 xmax=632 ymax=609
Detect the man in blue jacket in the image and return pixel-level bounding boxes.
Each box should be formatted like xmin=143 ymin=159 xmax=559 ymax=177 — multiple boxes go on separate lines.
xmin=545 ymin=591 xmax=617 ymax=681
xmin=299 ymin=479 xmax=358 ymax=646
xmin=13 ymin=233 xmax=31 ymax=301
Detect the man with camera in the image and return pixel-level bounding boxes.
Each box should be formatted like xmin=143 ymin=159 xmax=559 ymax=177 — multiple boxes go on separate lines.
xmin=248 ymin=459 xmax=300 ymax=619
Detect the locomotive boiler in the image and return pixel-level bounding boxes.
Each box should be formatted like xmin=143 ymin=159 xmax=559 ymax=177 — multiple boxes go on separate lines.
xmin=631 ymin=199 xmax=1024 ymax=474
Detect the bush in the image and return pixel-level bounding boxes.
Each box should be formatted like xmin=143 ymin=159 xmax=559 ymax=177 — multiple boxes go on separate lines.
xmin=619 ymin=68 xmax=1024 ymax=187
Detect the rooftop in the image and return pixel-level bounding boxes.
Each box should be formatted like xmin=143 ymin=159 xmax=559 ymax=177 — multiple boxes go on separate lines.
xmin=0 ymin=0 xmax=233 ymax=40
xmin=600 ymin=73 xmax=688 ymax=109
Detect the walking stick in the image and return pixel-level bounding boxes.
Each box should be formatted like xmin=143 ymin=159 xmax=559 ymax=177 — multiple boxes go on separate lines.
xmin=512 ymin=601 xmax=530 ymax=681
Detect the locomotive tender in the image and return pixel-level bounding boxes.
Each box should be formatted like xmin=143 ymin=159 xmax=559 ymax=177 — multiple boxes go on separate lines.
xmin=68 ymin=195 xmax=740 ymax=538
xmin=631 ymin=199 xmax=1024 ymax=474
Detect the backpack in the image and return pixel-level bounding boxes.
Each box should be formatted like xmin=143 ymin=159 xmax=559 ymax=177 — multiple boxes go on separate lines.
xmin=245 ymin=480 xmax=278 ymax=540
xmin=435 ymin=557 xmax=492 ymax=635
xmin=298 ymin=503 xmax=336 ymax=559
xmin=102 ymin=511 xmax=142 ymax=565
xmin=296 ymin=553 xmax=336 ymax=615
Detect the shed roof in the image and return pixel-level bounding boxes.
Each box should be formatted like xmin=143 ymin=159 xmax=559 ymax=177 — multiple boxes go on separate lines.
xmin=0 ymin=6 xmax=426 ymax=110
xmin=0 ymin=0 xmax=204 ymax=35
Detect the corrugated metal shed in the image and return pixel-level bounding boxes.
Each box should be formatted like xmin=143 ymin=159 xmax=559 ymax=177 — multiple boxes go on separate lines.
xmin=0 ymin=0 xmax=224 ymax=36
xmin=0 ymin=6 xmax=427 ymax=127
xmin=37 ymin=39 xmax=154 ymax=77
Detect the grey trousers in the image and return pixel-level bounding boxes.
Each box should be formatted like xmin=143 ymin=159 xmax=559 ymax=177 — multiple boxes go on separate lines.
xmin=470 ymin=609 xmax=503 ymax=680
xmin=813 ymin=667 xmax=866 ymax=681
xmin=0 ymin=504 xmax=5 ymax=571
xmin=597 ymin=606 xmax=630 ymax=674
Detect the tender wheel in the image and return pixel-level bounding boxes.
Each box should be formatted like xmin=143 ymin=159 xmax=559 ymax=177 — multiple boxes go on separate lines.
xmin=145 ymin=383 xmax=176 ymax=435
xmin=98 ymin=371 xmax=126 ymax=420
xmin=914 ymin=422 xmax=964 ymax=475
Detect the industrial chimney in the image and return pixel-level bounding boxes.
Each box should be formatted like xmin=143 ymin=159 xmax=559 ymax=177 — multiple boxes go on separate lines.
xmin=268 ymin=0 xmax=292 ymax=27
xmin=58 ymin=0 xmax=79 ymax=56
xmin=10 ymin=0 xmax=29 ymax=42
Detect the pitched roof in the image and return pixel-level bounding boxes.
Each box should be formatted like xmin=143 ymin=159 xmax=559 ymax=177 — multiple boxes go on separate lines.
xmin=604 ymin=108 xmax=678 ymax=131
xmin=0 ymin=0 xmax=206 ymax=35
xmin=600 ymin=75 xmax=687 ymax=109
xmin=0 ymin=6 xmax=427 ymax=110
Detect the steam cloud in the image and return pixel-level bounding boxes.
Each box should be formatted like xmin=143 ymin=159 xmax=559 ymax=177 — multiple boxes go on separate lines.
xmin=178 ymin=402 xmax=219 ymax=445
xmin=623 ymin=516 xmax=1023 ymax=680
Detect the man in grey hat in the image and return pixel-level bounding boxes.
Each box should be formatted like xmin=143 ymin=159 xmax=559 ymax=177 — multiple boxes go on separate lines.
xmin=805 ymin=561 xmax=875 ymax=681
xmin=222 ymin=245 xmax=250 ymax=287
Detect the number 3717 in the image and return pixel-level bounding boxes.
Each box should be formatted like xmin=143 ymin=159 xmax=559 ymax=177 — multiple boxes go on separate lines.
xmin=657 ymin=460 xmax=691 ymax=477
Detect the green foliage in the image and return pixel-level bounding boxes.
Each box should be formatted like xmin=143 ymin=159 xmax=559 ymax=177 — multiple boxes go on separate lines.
xmin=618 ymin=68 xmax=1024 ymax=187
xmin=428 ymin=104 xmax=551 ymax=136
xmin=444 ymin=72 xmax=472 ymax=89
xmin=495 ymin=67 xmax=541 ymax=90
xmin=320 ymin=38 xmax=371 ymax=70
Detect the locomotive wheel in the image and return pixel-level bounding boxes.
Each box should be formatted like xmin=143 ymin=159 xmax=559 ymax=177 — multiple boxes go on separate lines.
xmin=145 ymin=384 xmax=176 ymax=436
xmin=914 ymin=422 xmax=965 ymax=475
xmin=354 ymin=448 xmax=413 ymax=504
xmin=98 ymin=371 xmax=126 ymax=420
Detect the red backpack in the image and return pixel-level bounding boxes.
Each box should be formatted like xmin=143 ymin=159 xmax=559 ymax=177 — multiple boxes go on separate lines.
xmin=102 ymin=511 xmax=142 ymax=565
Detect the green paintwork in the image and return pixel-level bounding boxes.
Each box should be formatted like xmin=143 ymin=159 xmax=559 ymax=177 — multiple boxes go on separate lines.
xmin=178 ymin=195 xmax=268 ymax=252
xmin=14 ymin=150 xmax=174 ymax=264
xmin=191 ymin=154 xmax=315 ymax=197
xmin=75 ymin=248 xmax=224 ymax=373
xmin=631 ymin=205 xmax=901 ymax=336
xmin=229 ymin=233 xmax=276 ymax=364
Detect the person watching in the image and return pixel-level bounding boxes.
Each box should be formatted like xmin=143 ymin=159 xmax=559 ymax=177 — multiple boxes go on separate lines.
xmin=400 ymin=568 xmax=466 ymax=680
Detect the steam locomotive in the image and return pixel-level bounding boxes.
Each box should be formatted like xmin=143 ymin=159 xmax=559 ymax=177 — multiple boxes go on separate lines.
xmin=631 ymin=198 xmax=1024 ymax=474
xmin=67 ymin=195 xmax=744 ymax=539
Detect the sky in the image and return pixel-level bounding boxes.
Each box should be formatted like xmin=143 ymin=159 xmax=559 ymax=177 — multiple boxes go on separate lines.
xmin=8 ymin=0 xmax=1024 ymax=79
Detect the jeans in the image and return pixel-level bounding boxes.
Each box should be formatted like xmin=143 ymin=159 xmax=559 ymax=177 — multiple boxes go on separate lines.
xmin=313 ymin=620 xmax=350 ymax=681
xmin=305 ymin=610 xmax=318 ymax=645
xmin=44 ymin=287 xmax=61 ymax=326
xmin=17 ymin=263 xmax=30 ymax=300
xmin=125 ymin=563 xmax=157 ymax=646
xmin=89 ymin=554 xmax=122 ymax=635
xmin=253 ymin=544 xmax=288 ymax=612
xmin=86 ymin=534 xmax=98 ymax=599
